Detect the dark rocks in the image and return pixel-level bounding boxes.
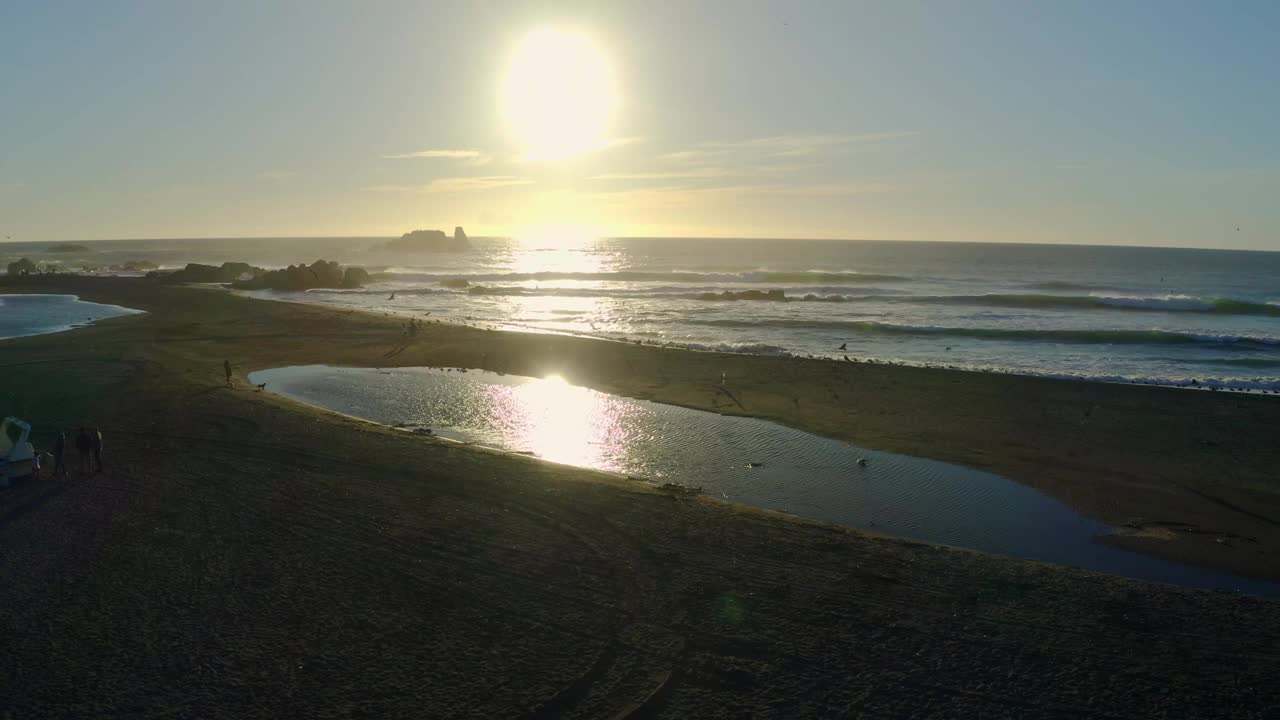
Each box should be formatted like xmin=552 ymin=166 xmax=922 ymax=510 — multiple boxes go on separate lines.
xmin=342 ymin=266 xmax=370 ymax=288
xmin=111 ymin=260 xmax=159 ymax=272
xmin=151 ymin=259 xmax=368 ymax=290
xmin=156 ymin=262 xmax=265 ymax=284
xmin=6 ymin=258 xmax=37 ymax=276
xmin=233 ymin=259 xmax=370 ymax=291
xmin=379 ymin=227 xmax=471 ymax=252
xmin=695 ymin=289 xmax=787 ymax=302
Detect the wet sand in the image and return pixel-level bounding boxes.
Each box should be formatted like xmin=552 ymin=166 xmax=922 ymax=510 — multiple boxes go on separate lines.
xmin=3 ymin=275 xmax=1280 ymax=718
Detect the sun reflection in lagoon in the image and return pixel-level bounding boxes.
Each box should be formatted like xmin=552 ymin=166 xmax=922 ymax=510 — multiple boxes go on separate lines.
xmin=251 ymin=364 xmax=1280 ymax=596
xmin=481 ymin=374 xmax=642 ymax=472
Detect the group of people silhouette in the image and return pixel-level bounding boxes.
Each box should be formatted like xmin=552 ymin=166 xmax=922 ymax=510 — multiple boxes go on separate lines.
xmin=50 ymin=427 xmax=104 ymax=479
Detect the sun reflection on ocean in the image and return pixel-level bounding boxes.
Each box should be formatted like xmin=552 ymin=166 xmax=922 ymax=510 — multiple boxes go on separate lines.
xmin=492 ymin=233 xmax=617 ymax=333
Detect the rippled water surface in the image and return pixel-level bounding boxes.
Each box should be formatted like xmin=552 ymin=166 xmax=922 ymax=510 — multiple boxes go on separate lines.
xmin=251 ymin=364 xmax=1280 ymax=596
xmin=10 ymin=237 xmax=1280 ymax=388
xmin=0 ymin=294 xmax=143 ymax=340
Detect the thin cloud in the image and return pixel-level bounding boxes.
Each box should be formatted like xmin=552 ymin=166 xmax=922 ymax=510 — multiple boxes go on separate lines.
xmin=513 ymin=136 xmax=643 ymax=163
xmin=589 ymin=181 xmax=896 ymax=208
xmin=364 ymin=176 xmax=531 ymax=194
xmin=655 ymin=150 xmax=714 ymax=164
xmin=768 ymin=181 xmax=897 ymax=195
xmin=590 ymin=163 xmax=816 ymax=184
xmin=660 ymin=132 xmax=916 ymax=164
xmin=603 ymin=137 xmax=644 ymax=150
xmin=383 ymin=149 xmax=491 ymax=164
xmin=589 ymin=168 xmax=731 ymax=181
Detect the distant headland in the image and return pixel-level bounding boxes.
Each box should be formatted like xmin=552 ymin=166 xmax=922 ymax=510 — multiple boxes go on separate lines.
xmin=377 ymin=227 xmax=470 ymax=252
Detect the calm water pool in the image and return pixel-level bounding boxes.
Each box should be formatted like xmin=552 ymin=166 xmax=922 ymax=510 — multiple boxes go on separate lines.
xmin=0 ymin=293 xmax=142 ymax=340
xmin=250 ymin=364 xmax=1280 ymax=597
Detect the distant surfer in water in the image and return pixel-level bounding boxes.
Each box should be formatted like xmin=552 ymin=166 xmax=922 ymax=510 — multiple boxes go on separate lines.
xmin=224 ymin=359 xmax=233 ymax=387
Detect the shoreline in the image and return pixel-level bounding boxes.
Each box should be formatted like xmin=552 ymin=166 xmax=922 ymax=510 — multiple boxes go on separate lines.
xmin=248 ymin=365 xmax=1280 ymax=596
xmin=0 ymin=291 xmax=146 ymax=341
xmin=7 ymin=275 xmax=1280 ymax=582
xmin=246 ymin=288 xmax=1280 ymax=393
xmin=4 ymin=275 xmax=1280 ymax=716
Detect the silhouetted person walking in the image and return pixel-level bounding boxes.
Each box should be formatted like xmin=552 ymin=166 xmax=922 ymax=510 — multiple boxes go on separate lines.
xmin=75 ymin=428 xmax=92 ymax=476
xmin=90 ymin=427 xmax=104 ymax=473
xmin=53 ymin=430 xmax=67 ymax=480
xmin=224 ymin=359 xmax=233 ymax=387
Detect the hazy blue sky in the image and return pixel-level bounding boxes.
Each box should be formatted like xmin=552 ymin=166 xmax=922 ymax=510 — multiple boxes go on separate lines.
xmin=2 ymin=1 xmax=1277 ymax=248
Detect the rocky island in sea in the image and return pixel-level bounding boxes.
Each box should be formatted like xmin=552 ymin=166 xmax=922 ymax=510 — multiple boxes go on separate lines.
xmin=378 ymin=226 xmax=470 ymax=252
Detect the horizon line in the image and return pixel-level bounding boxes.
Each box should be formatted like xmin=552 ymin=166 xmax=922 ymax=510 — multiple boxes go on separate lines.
xmin=2 ymin=235 xmax=1275 ymax=254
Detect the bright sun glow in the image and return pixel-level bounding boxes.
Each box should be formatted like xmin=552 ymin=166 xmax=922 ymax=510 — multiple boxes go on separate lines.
xmin=497 ymin=374 xmax=626 ymax=470
xmin=502 ymin=27 xmax=616 ymax=162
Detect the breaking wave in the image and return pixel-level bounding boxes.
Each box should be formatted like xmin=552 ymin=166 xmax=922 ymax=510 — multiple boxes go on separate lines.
xmin=326 ymin=282 xmax=1280 ymax=317
xmin=371 ymin=269 xmax=909 ymax=284
xmin=676 ymin=341 xmax=793 ymax=355
xmin=691 ymin=319 xmax=1280 ymax=349
xmin=1023 ymin=281 xmax=1114 ymax=292
xmin=895 ymin=293 xmax=1280 ymax=316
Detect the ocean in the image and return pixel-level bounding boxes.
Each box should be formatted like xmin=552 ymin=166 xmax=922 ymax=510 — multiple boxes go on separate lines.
xmin=6 ymin=237 xmax=1280 ymax=389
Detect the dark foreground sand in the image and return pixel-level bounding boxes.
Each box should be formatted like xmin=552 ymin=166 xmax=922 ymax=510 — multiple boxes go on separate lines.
xmin=3 ymin=277 xmax=1280 ymax=718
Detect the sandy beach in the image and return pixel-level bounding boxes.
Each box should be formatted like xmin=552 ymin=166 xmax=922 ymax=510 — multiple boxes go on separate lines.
xmin=3 ymin=275 xmax=1280 ymax=717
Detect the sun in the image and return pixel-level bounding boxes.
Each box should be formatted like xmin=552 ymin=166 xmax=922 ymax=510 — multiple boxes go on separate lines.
xmin=502 ymin=27 xmax=616 ymax=162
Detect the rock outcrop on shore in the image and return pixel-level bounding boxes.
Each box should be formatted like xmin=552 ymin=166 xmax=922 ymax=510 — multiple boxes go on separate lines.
xmin=110 ymin=260 xmax=159 ymax=272
xmin=696 ymin=289 xmax=788 ymax=301
xmin=152 ymin=260 xmax=369 ymax=290
xmin=233 ymin=260 xmax=369 ymax=291
xmin=379 ymin=227 xmax=471 ymax=252
xmin=152 ymin=262 xmax=264 ymax=284
xmin=6 ymin=258 xmax=37 ymax=276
